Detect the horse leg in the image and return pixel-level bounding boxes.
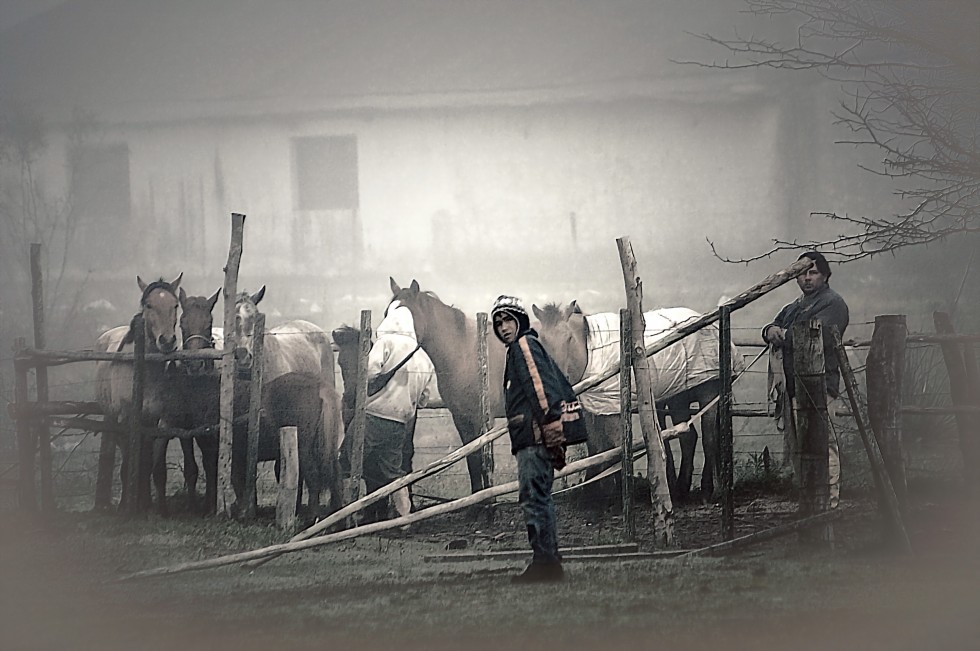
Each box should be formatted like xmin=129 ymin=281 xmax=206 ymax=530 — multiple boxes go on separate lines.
xmin=151 ymin=437 xmax=170 ymax=517
xmin=94 ymin=428 xmax=117 ymax=510
xmin=196 ymin=435 xmax=219 ymax=515
xmin=179 ymin=437 xmax=199 ymax=512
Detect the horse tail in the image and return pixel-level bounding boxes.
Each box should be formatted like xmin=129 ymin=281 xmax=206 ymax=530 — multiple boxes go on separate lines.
xmin=318 ymin=383 xmax=345 ymax=511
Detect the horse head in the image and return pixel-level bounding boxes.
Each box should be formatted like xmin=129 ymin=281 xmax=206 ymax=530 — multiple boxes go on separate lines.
xmin=234 ymin=286 xmax=266 ymax=368
xmin=134 ymin=273 xmax=182 ymax=353
xmin=179 ymin=287 xmax=220 ymax=374
xmin=532 ymin=300 xmax=589 ymax=385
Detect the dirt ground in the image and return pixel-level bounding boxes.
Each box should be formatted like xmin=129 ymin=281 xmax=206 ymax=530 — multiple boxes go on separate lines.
xmin=3 ymin=481 xmax=980 ymax=651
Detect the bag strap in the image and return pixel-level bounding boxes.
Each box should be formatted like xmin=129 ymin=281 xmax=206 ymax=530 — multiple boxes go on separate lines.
xmin=366 ymin=343 xmax=423 ymax=397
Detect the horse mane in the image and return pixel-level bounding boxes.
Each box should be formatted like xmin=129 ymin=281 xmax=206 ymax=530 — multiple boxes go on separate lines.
xmin=118 ymin=313 xmax=141 ymax=351
xmin=536 ymin=302 xmax=566 ymax=327
xmin=330 ymin=325 xmax=360 ymax=347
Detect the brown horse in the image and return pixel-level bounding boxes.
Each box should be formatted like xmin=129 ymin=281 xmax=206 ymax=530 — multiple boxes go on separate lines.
xmin=158 ymin=287 xmax=222 ymax=514
xmin=94 ymin=273 xmax=183 ymax=512
xmin=386 ymin=278 xmax=504 ymax=493
xmin=532 ymin=301 xmax=743 ymax=503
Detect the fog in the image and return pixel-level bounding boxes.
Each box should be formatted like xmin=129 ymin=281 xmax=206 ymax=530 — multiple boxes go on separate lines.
xmin=0 ymin=1 xmax=976 ymax=379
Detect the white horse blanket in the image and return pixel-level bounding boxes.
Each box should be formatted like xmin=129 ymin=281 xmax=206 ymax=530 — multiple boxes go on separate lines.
xmin=579 ymin=308 xmax=744 ymax=415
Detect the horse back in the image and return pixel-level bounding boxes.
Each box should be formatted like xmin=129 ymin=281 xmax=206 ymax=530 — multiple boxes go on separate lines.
xmin=265 ymin=320 xmax=336 ymax=390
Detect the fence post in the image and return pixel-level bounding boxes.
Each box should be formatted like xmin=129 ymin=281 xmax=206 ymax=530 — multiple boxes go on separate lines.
xmin=13 ymin=338 xmax=35 ymax=512
xmin=718 ymin=304 xmax=734 ymax=541
xmin=218 ymin=213 xmax=244 ymax=517
xmin=29 ymin=243 xmax=54 ymax=514
xmin=616 ymin=236 xmax=673 ymax=546
xmin=344 ymin=310 xmax=371 ymax=522
xmin=792 ymin=319 xmax=831 ymax=543
xmin=933 ymin=311 xmax=980 ymax=491
xmin=619 ymin=309 xmax=635 ymax=541
xmin=276 ymin=426 xmax=299 ymax=530
xmin=867 ymin=314 xmax=907 ymax=507
xmin=125 ymin=313 xmax=146 ymax=515
xmin=477 ymin=312 xmax=494 ymax=501
xmin=242 ymin=313 xmax=265 ymax=520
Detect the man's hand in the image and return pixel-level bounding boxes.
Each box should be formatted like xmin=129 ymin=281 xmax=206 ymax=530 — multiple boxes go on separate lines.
xmin=765 ymin=325 xmax=787 ymax=346
xmin=541 ymin=420 xmax=565 ymax=449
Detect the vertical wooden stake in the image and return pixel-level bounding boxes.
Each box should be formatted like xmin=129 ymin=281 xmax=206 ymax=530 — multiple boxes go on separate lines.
xmin=477 ymin=313 xmax=494 ymax=493
xmin=718 ymin=304 xmax=734 ymax=541
xmin=792 ymin=320 xmax=831 ymax=542
xmin=619 ymin=309 xmax=635 ymax=541
xmin=243 ymin=312 xmax=265 ymax=520
xmin=344 ymin=310 xmax=371 ymax=519
xmin=833 ymin=328 xmax=912 ymax=554
xmin=276 ymin=426 xmax=299 ymax=530
xmin=867 ymin=314 xmax=907 ymax=507
xmin=126 ymin=314 xmax=146 ymax=515
xmin=218 ymin=213 xmax=245 ymax=517
xmin=616 ymin=236 xmax=673 ymax=546
xmin=29 ymin=243 xmax=54 ymax=514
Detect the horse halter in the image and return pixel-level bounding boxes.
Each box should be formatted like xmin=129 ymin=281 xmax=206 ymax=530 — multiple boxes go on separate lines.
xmin=182 ymin=333 xmax=215 ymax=349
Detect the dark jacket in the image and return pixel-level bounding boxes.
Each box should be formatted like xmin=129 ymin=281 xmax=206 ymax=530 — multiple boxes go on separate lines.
xmin=764 ymin=284 xmax=849 ymax=398
xmin=502 ymin=328 xmax=587 ymax=454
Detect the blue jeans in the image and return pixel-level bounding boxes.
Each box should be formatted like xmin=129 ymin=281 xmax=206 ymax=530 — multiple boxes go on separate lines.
xmin=516 ymin=445 xmax=560 ymax=565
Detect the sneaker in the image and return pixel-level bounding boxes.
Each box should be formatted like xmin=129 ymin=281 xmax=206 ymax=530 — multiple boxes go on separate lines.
xmin=510 ymin=562 xmax=564 ymax=584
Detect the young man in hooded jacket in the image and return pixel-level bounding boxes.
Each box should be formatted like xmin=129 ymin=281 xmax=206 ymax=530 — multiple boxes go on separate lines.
xmin=491 ymin=294 xmax=586 ymax=584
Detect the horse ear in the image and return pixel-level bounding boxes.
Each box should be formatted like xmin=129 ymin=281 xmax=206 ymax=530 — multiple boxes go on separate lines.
xmin=170 ymin=272 xmax=183 ymax=290
xmin=137 ymin=275 xmax=147 ymax=291
xmin=565 ymin=300 xmax=582 ymax=318
xmin=208 ymin=289 xmax=221 ymax=311
xmin=178 ymin=287 xmax=187 ymax=306
xmin=531 ymin=304 xmax=544 ymax=321
xmin=251 ymin=286 xmax=266 ymax=305
xmin=409 ymin=279 xmax=420 ymax=293
xmin=389 ymin=277 xmax=401 ymax=295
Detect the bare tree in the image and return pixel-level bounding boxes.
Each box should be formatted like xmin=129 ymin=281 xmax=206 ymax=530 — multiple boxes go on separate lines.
xmin=0 ymin=104 xmax=98 ymax=336
xmin=680 ymin=0 xmax=979 ymax=262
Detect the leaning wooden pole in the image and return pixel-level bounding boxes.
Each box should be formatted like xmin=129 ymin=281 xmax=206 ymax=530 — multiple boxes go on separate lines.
xmin=833 ymin=329 xmax=912 ymax=554
xmin=934 ymin=311 xmax=980 ymax=492
xmin=866 ymin=315 xmax=907 ymax=508
xmin=118 ymin=446 xmax=623 ymax=582
xmin=572 ymin=257 xmax=816 ymax=398
xmin=218 ymin=213 xmax=245 ymax=516
xmin=30 ymin=243 xmax=54 ymax=514
xmin=616 ymin=236 xmax=673 ymax=546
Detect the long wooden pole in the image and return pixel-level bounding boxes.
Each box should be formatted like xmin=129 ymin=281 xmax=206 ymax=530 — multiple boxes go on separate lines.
xmin=477 ymin=312 xmax=494 ymax=493
xmin=934 ymin=311 xmax=980 ymax=492
xmin=833 ymin=329 xmax=912 ymax=554
xmin=125 ymin=314 xmax=146 ymax=515
xmin=343 ymin=310 xmax=371 ymax=518
xmin=572 ymin=257 xmax=816 ymax=398
xmin=616 ymin=236 xmax=673 ymax=546
xmin=276 ymin=426 xmax=299 ymax=530
xmin=676 ymin=509 xmax=842 ymax=560
xmin=14 ymin=338 xmax=34 ymax=512
xmin=117 ymin=446 xmax=624 ymax=582
xmin=218 ymin=213 xmax=244 ymax=516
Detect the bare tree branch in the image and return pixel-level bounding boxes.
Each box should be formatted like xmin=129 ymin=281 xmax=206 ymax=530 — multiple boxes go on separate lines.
xmin=684 ymin=1 xmax=979 ymax=262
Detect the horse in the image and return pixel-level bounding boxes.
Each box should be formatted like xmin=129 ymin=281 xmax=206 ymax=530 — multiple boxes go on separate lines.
xmin=531 ymin=301 xmax=743 ymax=504
xmin=231 ymin=371 xmax=345 ymax=520
xmin=385 ymin=278 xmax=505 ymax=494
xmin=157 ymin=287 xmax=222 ymax=514
xmin=232 ymin=287 xmax=342 ymax=515
xmin=94 ymin=273 xmax=183 ymax=513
